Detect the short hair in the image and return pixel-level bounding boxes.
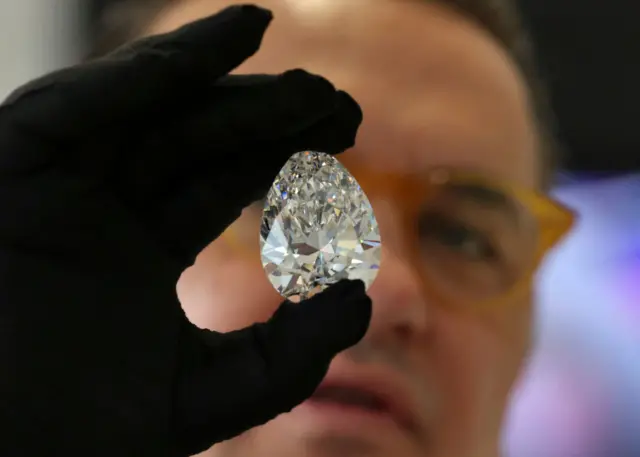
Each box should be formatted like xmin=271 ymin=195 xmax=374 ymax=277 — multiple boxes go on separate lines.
xmin=86 ymin=0 xmax=561 ymax=187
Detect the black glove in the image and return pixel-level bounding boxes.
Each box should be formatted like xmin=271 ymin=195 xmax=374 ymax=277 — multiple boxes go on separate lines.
xmin=0 ymin=5 xmax=371 ymax=457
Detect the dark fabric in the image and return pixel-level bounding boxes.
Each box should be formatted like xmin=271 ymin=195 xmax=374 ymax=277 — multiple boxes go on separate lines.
xmin=0 ymin=5 xmax=371 ymax=456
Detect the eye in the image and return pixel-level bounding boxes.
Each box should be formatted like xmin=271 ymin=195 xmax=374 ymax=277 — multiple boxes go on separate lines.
xmin=418 ymin=215 xmax=498 ymax=262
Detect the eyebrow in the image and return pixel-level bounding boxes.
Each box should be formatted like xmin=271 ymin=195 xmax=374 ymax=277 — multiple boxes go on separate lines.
xmin=445 ymin=183 xmax=521 ymax=221
xmin=255 ymin=182 xmax=521 ymax=223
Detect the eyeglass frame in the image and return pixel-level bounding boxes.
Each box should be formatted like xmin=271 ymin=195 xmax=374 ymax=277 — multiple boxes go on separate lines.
xmin=221 ymin=164 xmax=576 ymax=311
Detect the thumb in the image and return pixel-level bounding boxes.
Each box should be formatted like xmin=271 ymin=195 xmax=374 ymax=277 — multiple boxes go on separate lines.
xmin=172 ymin=280 xmax=372 ymax=455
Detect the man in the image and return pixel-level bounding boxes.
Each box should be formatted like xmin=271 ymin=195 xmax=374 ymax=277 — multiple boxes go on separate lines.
xmin=0 ymin=1 xmax=573 ymax=457
xmin=88 ymin=1 xmax=574 ymax=456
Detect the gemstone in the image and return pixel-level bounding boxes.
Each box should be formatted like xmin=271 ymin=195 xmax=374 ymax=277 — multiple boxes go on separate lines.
xmin=260 ymin=151 xmax=381 ymax=301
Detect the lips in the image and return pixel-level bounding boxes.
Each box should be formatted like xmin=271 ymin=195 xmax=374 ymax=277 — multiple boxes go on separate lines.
xmin=306 ymin=375 xmax=417 ymax=433
xmin=311 ymin=384 xmax=391 ymax=413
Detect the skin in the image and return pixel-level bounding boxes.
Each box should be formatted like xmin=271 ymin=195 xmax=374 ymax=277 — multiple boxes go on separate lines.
xmin=146 ymin=1 xmax=541 ymax=456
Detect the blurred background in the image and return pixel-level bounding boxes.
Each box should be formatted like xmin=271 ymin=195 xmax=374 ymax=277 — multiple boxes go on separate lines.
xmin=1 ymin=0 xmax=638 ymax=456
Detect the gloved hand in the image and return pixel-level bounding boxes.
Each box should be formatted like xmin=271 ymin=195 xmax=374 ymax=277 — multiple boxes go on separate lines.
xmin=0 ymin=5 xmax=371 ymax=457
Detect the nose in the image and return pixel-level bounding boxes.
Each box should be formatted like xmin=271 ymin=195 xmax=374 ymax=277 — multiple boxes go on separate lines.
xmin=365 ymin=244 xmax=431 ymax=344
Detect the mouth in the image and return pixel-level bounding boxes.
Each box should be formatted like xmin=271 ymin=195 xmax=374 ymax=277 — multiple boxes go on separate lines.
xmin=306 ymin=381 xmax=416 ymax=433
xmin=311 ymin=384 xmax=390 ymax=413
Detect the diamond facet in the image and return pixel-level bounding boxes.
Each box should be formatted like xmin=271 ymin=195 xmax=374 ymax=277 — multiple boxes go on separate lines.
xmin=260 ymin=151 xmax=381 ymax=301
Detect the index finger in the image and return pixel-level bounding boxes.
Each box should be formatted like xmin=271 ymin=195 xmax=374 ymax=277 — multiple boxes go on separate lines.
xmin=1 ymin=5 xmax=273 ymax=140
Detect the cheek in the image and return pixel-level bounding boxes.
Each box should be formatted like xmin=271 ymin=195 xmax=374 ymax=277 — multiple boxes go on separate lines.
xmin=177 ymin=242 xmax=282 ymax=332
xmin=428 ymin=299 xmax=532 ymax=441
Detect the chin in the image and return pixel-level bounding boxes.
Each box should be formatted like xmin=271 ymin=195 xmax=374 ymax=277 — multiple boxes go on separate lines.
xmin=209 ymin=413 xmax=423 ymax=457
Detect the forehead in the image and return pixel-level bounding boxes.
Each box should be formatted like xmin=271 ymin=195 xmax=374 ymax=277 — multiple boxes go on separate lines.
xmin=149 ymin=0 xmax=539 ymax=187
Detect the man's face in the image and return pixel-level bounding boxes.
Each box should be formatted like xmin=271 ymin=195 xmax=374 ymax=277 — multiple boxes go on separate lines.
xmin=149 ymin=1 xmax=540 ymax=456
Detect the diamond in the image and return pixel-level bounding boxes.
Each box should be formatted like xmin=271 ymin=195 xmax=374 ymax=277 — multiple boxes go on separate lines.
xmin=260 ymin=151 xmax=381 ymax=301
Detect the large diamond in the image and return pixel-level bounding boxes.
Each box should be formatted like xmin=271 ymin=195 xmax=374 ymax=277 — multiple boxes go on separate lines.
xmin=260 ymin=151 xmax=381 ymax=301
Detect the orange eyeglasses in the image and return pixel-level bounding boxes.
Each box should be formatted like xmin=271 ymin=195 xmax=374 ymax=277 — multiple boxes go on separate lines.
xmin=220 ymin=163 xmax=575 ymax=311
